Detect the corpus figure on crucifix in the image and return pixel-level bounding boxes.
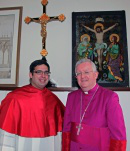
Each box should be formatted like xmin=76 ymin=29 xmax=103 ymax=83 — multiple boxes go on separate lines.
xmin=24 ymin=0 xmax=66 ymax=58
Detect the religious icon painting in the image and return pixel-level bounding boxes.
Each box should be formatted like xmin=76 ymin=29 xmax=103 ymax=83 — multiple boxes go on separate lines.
xmin=72 ymin=10 xmax=129 ymax=87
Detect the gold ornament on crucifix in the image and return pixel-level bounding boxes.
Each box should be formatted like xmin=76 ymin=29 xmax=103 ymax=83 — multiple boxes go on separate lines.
xmin=24 ymin=0 xmax=66 ymax=59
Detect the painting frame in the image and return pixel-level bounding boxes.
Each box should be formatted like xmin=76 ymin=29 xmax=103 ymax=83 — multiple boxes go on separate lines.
xmin=72 ymin=10 xmax=129 ymax=87
xmin=0 ymin=7 xmax=23 ymax=87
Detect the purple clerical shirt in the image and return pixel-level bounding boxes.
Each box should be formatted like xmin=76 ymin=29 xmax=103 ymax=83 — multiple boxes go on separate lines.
xmin=63 ymin=84 xmax=126 ymax=151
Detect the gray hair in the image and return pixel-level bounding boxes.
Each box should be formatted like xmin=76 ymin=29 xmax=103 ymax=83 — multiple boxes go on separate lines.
xmin=75 ymin=58 xmax=97 ymax=73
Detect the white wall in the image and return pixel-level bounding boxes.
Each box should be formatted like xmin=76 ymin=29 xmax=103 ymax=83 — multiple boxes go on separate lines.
xmin=0 ymin=0 xmax=130 ymax=86
xmin=0 ymin=0 xmax=130 ymax=150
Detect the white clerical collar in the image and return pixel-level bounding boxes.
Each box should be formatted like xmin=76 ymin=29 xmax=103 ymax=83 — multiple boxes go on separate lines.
xmin=84 ymin=91 xmax=88 ymax=94
xmin=84 ymin=83 xmax=97 ymax=94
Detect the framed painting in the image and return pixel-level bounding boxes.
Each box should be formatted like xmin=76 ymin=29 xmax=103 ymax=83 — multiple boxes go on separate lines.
xmin=0 ymin=7 xmax=23 ymax=87
xmin=72 ymin=10 xmax=129 ymax=87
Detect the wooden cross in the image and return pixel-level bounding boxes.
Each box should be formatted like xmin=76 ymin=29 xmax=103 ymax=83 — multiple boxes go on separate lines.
xmin=24 ymin=0 xmax=65 ymax=58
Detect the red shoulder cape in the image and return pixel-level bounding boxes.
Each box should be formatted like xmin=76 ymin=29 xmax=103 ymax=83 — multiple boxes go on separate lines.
xmin=0 ymin=85 xmax=65 ymax=138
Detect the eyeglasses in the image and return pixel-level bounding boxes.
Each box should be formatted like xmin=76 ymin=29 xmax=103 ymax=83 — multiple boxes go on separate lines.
xmin=76 ymin=71 xmax=93 ymax=77
xmin=33 ymin=70 xmax=51 ymax=76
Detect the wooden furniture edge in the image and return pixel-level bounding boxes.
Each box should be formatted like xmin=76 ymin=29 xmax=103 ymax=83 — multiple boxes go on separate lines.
xmin=0 ymin=87 xmax=130 ymax=91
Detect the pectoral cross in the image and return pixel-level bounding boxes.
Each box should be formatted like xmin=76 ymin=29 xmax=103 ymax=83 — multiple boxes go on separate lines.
xmin=24 ymin=0 xmax=65 ymax=58
xmin=76 ymin=123 xmax=83 ymax=135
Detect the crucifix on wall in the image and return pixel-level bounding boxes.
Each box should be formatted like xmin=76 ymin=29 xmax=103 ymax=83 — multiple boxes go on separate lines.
xmin=24 ymin=0 xmax=66 ymax=59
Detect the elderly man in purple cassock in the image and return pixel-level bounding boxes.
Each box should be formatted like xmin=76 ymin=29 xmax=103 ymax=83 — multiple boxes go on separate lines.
xmin=62 ymin=58 xmax=127 ymax=151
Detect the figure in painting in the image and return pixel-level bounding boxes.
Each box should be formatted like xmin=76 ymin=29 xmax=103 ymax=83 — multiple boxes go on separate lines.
xmin=77 ymin=34 xmax=93 ymax=60
xmin=82 ymin=22 xmax=118 ymax=71
xmin=106 ymin=34 xmax=123 ymax=82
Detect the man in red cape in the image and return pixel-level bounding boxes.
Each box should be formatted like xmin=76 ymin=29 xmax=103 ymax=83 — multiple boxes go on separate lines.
xmin=0 ymin=58 xmax=65 ymax=150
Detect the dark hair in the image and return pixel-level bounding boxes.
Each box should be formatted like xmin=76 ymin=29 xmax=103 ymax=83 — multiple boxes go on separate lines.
xmin=113 ymin=36 xmax=118 ymax=43
xmin=96 ymin=26 xmax=103 ymax=32
xmin=29 ymin=57 xmax=56 ymax=88
xmin=30 ymin=57 xmax=50 ymax=73
xmin=46 ymin=80 xmax=56 ymax=88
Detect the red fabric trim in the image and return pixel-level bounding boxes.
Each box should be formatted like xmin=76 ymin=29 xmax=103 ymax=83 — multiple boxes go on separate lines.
xmin=62 ymin=132 xmax=71 ymax=151
xmin=109 ymin=139 xmax=127 ymax=151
